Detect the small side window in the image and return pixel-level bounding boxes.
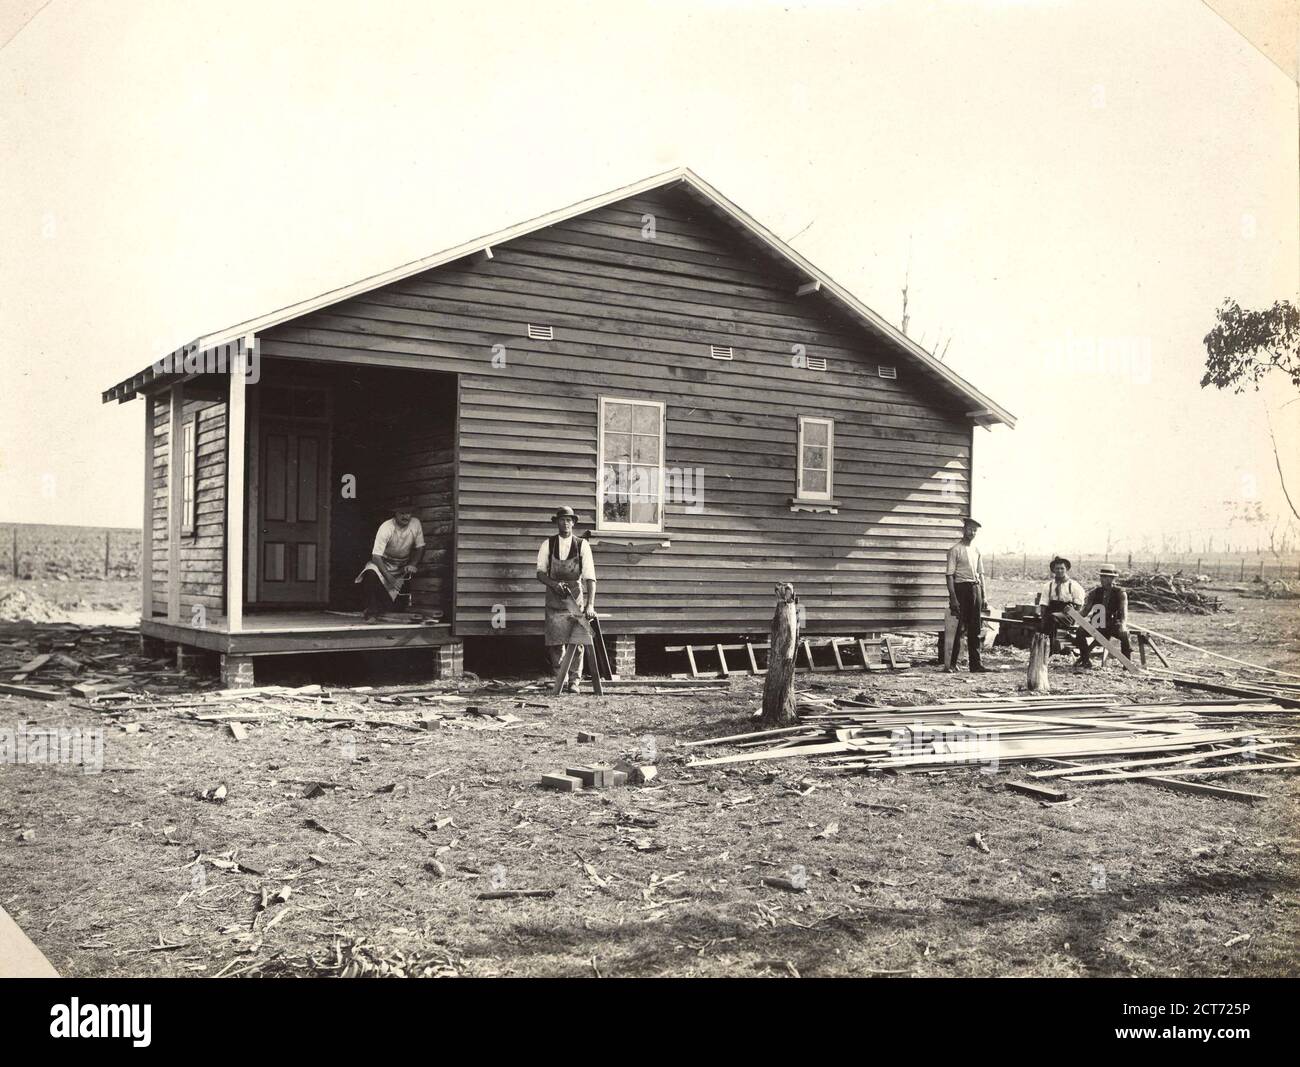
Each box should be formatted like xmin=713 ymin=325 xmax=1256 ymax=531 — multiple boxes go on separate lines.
xmin=796 ymin=417 xmax=833 ymax=502
xmin=181 ymin=418 xmax=197 ymax=536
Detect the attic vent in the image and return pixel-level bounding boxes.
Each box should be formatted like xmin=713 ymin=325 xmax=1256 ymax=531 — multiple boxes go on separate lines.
xmin=709 ymin=345 xmax=734 ymax=361
xmin=806 ymin=356 xmax=828 ymax=372
xmin=527 ymin=324 xmax=553 ymax=340
xmin=877 ymin=365 xmax=897 ymax=380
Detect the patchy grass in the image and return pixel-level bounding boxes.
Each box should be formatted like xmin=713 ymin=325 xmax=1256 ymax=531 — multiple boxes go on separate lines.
xmin=0 ymin=587 xmax=1297 ymax=978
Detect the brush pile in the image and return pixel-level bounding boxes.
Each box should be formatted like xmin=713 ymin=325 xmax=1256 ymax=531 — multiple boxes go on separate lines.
xmin=1119 ymin=572 xmax=1222 ymax=614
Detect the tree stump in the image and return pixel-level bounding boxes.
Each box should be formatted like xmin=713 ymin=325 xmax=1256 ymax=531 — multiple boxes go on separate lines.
xmin=761 ymin=583 xmax=800 ymax=726
xmin=1026 ymin=633 xmax=1051 ymax=693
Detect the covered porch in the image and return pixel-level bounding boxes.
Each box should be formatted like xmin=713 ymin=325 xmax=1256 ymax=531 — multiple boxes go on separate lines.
xmin=106 ymin=340 xmax=463 ymax=687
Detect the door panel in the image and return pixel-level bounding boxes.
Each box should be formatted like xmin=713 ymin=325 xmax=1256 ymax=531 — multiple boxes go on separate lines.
xmin=257 ymin=417 xmax=330 ymax=605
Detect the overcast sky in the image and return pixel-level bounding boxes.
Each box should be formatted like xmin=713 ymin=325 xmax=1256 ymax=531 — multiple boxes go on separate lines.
xmin=1 ymin=0 xmax=1296 ymax=557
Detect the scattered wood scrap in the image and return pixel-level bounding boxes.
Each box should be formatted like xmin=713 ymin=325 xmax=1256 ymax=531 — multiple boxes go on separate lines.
xmin=682 ymin=691 xmax=1298 ymax=801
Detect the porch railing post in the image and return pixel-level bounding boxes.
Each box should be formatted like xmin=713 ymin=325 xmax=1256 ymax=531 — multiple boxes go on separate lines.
xmin=225 ymin=338 xmax=250 ymax=633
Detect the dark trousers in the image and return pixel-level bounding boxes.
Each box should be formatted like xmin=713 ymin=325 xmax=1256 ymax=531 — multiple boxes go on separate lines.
xmin=359 ymin=571 xmax=392 ymax=617
xmin=949 ymin=581 xmax=983 ymax=669
xmin=1077 ymin=624 xmax=1131 ymax=666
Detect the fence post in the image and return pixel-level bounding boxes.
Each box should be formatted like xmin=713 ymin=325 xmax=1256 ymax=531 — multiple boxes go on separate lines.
xmin=10 ymin=527 xmax=15 ymax=579
xmin=1240 ymin=557 xmax=1245 ymax=580
xmin=1126 ymin=552 xmax=1132 ymax=571
xmin=104 ymin=530 xmax=111 ymax=578
xmin=1021 ymin=553 xmax=1027 ymax=577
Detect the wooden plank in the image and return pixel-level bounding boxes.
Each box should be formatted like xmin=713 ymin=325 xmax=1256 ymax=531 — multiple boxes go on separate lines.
xmin=1066 ymin=760 xmax=1300 ymax=782
xmin=685 ymin=645 xmax=700 ymax=678
xmin=225 ymin=342 xmax=248 ymax=632
xmin=745 ymin=641 xmax=760 ymax=675
xmin=1031 ymin=741 xmax=1287 ymax=778
xmin=168 ymin=383 xmax=184 ymax=622
xmin=1066 ymin=606 xmax=1139 ymax=672
xmin=1004 ymin=780 xmax=1070 ymax=802
xmin=715 ymin=643 xmax=730 ymax=678
xmin=552 ymin=644 xmax=577 ymax=696
xmin=0 ymin=682 xmax=61 ymax=700
xmin=1143 ymin=633 xmax=1171 ymax=668
xmin=141 ymin=394 xmax=154 ymax=621
xmin=1132 ymin=624 xmax=1300 ymax=680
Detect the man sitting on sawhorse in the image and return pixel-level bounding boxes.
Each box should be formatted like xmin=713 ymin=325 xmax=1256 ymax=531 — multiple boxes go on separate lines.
xmin=536 ymin=505 xmax=598 ymax=694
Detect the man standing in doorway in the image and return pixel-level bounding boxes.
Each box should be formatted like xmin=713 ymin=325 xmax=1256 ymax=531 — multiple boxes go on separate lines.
xmin=945 ymin=517 xmax=988 ymax=673
xmin=536 ymin=506 xmax=597 ymax=693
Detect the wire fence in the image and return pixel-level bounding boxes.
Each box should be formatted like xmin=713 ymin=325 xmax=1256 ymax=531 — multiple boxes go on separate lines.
xmin=2 ymin=525 xmax=141 ymax=581
xmin=982 ymin=552 xmax=1300 ymax=583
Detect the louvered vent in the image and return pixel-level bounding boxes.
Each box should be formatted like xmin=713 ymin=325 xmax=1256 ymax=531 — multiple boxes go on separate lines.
xmin=527 ymin=324 xmax=554 ymax=340
xmin=806 ymin=356 xmax=828 ymax=372
xmin=877 ymin=365 xmax=897 ymax=379
xmin=709 ymin=345 xmax=734 ymax=360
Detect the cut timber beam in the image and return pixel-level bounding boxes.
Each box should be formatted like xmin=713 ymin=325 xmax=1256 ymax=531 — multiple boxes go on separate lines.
xmin=1065 ymin=760 xmax=1300 ymax=782
xmin=795 ymin=280 xmax=821 ymax=296
xmin=1067 ymin=607 xmax=1140 ymax=672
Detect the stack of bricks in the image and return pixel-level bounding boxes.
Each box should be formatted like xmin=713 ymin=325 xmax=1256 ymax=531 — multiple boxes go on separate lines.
xmin=219 ymin=653 xmax=255 ymax=689
xmin=611 ymin=635 xmax=636 ymax=678
xmin=175 ymin=645 xmax=211 ymax=676
xmin=433 ymin=640 xmax=464 ymax=679
xmin=541 ymin=765 xmax=627 ymax=792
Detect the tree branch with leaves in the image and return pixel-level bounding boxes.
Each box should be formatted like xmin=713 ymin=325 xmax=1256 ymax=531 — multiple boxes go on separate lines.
xmin=1202 ymin=298 xmax=1300 ymax=522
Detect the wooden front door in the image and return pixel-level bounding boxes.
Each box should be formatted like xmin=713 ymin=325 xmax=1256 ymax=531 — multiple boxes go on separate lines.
xmin=257 ymin=415 xmax=330 ymax=605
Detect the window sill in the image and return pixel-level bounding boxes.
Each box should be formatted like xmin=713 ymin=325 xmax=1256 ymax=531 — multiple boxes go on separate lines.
xmin=591 ymin=535 xmax=671 ymax=548
xmin=790 ymin=498 xmax=839 ymax=514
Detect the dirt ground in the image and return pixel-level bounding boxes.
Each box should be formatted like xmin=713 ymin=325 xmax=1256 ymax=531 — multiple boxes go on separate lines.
xmin=1 ymin=578 xmax=1297 ymax=978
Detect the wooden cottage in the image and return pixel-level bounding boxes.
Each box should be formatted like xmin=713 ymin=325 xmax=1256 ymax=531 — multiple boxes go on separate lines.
xmin=102 ymin=168 xmax=1013 ymax=687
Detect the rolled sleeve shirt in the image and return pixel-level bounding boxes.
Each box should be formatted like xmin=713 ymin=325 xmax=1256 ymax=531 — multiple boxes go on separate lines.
xmin=373 ymin=518 xmax=424 ymax=559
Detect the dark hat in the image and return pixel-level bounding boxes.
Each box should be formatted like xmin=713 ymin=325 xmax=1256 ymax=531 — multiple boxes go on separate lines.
xmin=1099 ymin=564 xmax=1119 ymax=577
xmin=391 ymin=497 xmax=414 ymax=511
xmin=963 ymin=517 xmax=982 ymax=528
xmin=1050 ymin=556 xmax=1072 ymax=571
xmin=551 ymin=506 xmax=578 ymax=521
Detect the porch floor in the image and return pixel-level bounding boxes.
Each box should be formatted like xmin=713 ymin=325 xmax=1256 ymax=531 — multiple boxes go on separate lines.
xmin=141 ymin=611 xmax=453 ymax=657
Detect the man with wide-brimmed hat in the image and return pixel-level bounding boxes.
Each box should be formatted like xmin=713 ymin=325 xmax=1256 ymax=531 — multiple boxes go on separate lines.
xmin=355 ymin=498 xmax=425 ymax=622
xmin=1037 ymin=556 xmax=1086 ymax=653
xmin=945 ymin=517 xmax=988 ymax=672
xmin=536 ymin=506 xmax=597 ymax=692
xmin=1076 ymin=563 xmax=1131 ymax=668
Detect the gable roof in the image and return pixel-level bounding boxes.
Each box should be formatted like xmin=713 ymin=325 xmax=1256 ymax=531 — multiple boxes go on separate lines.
xmin=102 ymin=167 xmax=1014 ymax=427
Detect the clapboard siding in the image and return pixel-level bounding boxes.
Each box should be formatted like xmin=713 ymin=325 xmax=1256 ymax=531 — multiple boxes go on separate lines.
xmin=259 ymin=185 xmax=974 ymax=636
xmin=146 ymin=395 xmax=227 ymax=618
xmin=178 ymin=400 xmax=227 ymax=616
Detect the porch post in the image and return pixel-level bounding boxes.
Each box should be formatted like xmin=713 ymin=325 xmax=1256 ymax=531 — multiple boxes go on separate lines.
xmin=167 ymin=381 xmax=184 ymax=622
xmin=225 ymin=337 xmax=250 ymax=633
xmin=141 ymin=393 xmax=154 ymax=622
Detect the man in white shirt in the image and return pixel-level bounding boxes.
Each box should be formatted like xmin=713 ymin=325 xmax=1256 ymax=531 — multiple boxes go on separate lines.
xmin=945 ymin=517 xmax=987 ymax=672
xmin=536 ymin=505 xmax=597 ymax=693
xmin=1037 ymin=556 xmax=1086 ymax=653
xmin=355 ymin=499 xmax=425 ymax=621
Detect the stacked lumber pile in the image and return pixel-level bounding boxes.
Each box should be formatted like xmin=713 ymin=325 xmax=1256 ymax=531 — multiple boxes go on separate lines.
xmin=684 ymin=693 xmax=1299 ymax=802
xmin=1119 ymin=572 xmax=1222 ymax=614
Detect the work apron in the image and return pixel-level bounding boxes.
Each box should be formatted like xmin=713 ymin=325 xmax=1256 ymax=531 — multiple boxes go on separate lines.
xmin=354 ymin=528 xmax=415 ymax=604
xmin=543 ymin=538 xmax=588 ymax=648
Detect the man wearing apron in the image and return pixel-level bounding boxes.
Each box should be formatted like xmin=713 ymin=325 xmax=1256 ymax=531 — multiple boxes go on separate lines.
xmin=535 ymin=506 xmax=597 ymax=693
xmin=1037 ymin=556 xmax=1086 ymax=654
xmin=355 ymin=499 xmax=425 ymax=622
